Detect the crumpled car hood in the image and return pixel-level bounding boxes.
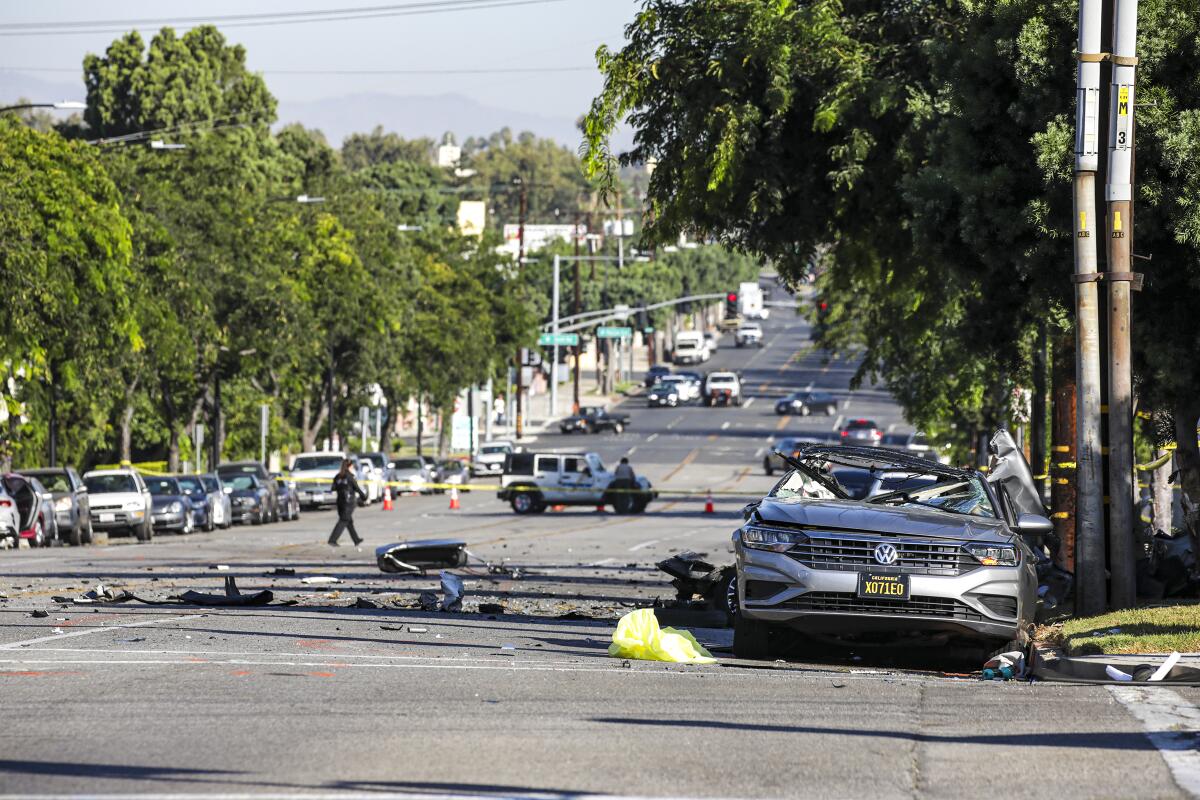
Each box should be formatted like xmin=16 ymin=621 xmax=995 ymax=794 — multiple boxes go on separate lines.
xmin=756 ymin=497 xmax=1012 ymax=542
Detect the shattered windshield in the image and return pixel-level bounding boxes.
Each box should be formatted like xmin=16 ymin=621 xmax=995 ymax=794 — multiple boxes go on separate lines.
xmin=868 ymin=475 xmax=996 ymax=517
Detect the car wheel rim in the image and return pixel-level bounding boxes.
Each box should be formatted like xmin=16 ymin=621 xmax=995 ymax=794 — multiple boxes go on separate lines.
xmin=515 ymin=495 xmax=530 ymax=512
xmin=726 ymin=575 xmax=738 ymax=617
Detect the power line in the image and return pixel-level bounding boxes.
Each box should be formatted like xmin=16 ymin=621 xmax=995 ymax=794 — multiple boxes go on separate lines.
xmin=0 ymin=0 xmax=572 ymax=36
xmin=0 ymin=65 xmax=593 ymax=76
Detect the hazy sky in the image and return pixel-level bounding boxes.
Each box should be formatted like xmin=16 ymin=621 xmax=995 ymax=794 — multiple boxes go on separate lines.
xmin=0 ymin=0 xmax=642 ymax=119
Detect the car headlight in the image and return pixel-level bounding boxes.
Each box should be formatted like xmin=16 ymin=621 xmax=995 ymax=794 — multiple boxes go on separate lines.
xmin=649 ymin=394 xmax=659 ymax=400
xmin=55 ymin=497 xmax=72 ymax=511
xmin=124 ymin=500 xmax=143 ymax=510
xmin=166 ymin=501 xmax=182 ymax=513
xmin=741 ymin=525 xmax=808 ymax=553
xmin=964 ymin=543 xmax=1018 ymax=566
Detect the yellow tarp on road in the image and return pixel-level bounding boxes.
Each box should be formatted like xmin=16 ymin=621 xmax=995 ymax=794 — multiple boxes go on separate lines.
xmin=608 ymin=608 xmax=717 ymax=664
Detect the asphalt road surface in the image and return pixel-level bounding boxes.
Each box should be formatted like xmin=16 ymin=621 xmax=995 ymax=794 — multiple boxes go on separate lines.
xmin=1 ymin=301 xmax=1197 ymax=800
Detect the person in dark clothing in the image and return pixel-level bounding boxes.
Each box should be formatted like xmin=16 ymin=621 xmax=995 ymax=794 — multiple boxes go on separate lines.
xmin=328 ymin=458 xmax=368 ymax=546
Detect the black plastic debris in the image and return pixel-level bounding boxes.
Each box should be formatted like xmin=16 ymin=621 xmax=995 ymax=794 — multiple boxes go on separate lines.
xmin=478 ymin=602 xmax=505 ymax=615
xmin=487 ymin=563 xmax=525 ymax=580
xmin=51 ymin=584 xmax=138 ymax=605
xmin=30 ymin=609 xmax=48 ymax=618
xmin=417 ymin=590 xmax=440 ymax=611
xmin=655 ymin=551 xmax=737 ymax=622
xmin=354 ymin=597 xmax=380 ymax=609
xmin=177 ymin=576 xmax=273 ymax=607
xmin=266 ymin=567 xmax=296 ymax=576
xmin=376 ymin=539 xmax=468 ymax=574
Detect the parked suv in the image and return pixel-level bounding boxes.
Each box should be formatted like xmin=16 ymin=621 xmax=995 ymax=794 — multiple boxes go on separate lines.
xmin=498 ymin=451 xmax=656 ymax=515
xmin=83 ymin=469 xmax=153 ymax=541
xmin=732 ymin=443 xmax=1043 ymax=659
xmin=217 ymin=461 xmax=279 ymax=521
xmin=22 ymin=466 xmax=91 ymax=545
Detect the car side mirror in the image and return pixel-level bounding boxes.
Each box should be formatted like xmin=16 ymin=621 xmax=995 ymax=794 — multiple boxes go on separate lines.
xmin=224 ymin=487 xmax=233 ymax=494
xmin=1015 ymin=512 xmax=1053 ymax=535
xmin=583 ymin=468 xmax=592 ymax=477
xmin=741 ymin=501 xmax=761 ymax=521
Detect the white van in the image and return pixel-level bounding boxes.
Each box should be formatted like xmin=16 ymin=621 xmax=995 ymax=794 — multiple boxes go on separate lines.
xmin=672 ymin=331 xmax=710 ymax=365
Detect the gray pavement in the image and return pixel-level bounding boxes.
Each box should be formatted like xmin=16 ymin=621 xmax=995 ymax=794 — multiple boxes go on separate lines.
xmin=1 ymin=297 xmax=1196 ymax=799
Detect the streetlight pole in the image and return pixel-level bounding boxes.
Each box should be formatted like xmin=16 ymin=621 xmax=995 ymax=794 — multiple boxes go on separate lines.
xmin=0 ymin=100 xmax=85 ymax=114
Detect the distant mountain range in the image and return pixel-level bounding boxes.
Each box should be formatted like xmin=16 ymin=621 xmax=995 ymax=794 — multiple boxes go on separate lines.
xmin=0 ymin=70 xmax=627 ymax=151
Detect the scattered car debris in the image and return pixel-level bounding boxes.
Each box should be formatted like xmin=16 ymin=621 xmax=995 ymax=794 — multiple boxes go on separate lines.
xmin=440 ymin=572 xmax=464 ymax=612
xmin=376 ymin=539 xmax=468 ymax=574
xmin=655 ymin=551 xmax=736 ymax=624
xmin=557 ymin=610 xmax=591 ymax=620
xmin=51 ymin=627 xmax=64 ymax=634
xmin=300 ymin=576 xmax=339 ymax=585
xmin=981 ymin=650 xmax=1026 ymax=681
xmin=353 ymin=598 xmax=380 ymax=609
xmin=487 ymin=563 xmax=525 ymax=580
xmin=1031 ymin=647 xmax=1200 ymax=684
xmin=380 ymin=625 xmax=404 ymax=631
xmin=478 ymin=602 xmax=505 ymax=615
xmin=408 ymin=626 xmax=428 ymax=634
xmin=209 ymin=564 xmax=230 ymax=571
xmin=608 ymin=608 xmax=716 ymax=664
xmin=417 ymin=591 xmax=440 ymax=611
xmin=30 ymin=610 xmax=48 ymax=618
xmin=177 ymin=576 xmax=273 ymax=607
xmin=266 ymin=568 xmax=296 ymax=576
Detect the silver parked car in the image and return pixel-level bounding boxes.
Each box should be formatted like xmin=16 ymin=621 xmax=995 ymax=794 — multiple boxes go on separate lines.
xmin=732 ymin=442 xmax=1044 ymax=659
xmin=22 ymin=467 xmax=91 ymax=545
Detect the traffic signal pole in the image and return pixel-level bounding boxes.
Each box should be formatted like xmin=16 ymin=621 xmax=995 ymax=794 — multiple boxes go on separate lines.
xmin=550 ymin=254 xmax=561 ymax=417
xmin=1104 ymin=0 xmax=1140 ymax=608
xmin=1072 ymin=0 xmax=1108 ymax=615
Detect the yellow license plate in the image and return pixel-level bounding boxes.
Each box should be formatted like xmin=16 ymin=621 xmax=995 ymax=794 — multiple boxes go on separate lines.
xmin=857 ymin=572 xmax=909 ymax=601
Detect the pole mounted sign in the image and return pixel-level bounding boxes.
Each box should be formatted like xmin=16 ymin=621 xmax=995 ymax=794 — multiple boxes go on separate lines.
xmin=538 ymin=332 xmax=580 ymax=346
xmin=596 ymin=326 xmax=633 ymax=339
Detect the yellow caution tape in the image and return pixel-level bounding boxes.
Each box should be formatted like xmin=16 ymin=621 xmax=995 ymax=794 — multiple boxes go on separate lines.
xmin=1054 ymin=461 xmax=1077 ymax=470
xmin=1052 ymin=446 xmax=1071 ymax=453
xmin=1054 ymin=478 xmax=1070 ymax=485
xmin=1050 ymin=512 xmax=1070 ymax=520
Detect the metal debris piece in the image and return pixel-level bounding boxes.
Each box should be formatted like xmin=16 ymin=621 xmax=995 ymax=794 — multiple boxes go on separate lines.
xmin=376 ymin=539 xmax=468 ymax=574
xmin=177 ymin=576 xmax=273 ymax=607
xmin=266 ymin=567 xmax=296 ymax=576
xmin=31 ymin=610 xmax=49 ymax=618
xmin=417 ymin=590 xmax=440 ymax=611
xmin=354 ymin=597 xmax=379 ymax=609
xmin=440 ymin=572 xmax=464 ymax=612
xmin=478 ymin=602 xmax=505 ymax=615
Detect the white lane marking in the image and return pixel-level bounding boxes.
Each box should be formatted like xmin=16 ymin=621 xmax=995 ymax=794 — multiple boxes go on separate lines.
xmin=832 ymin=414 xmax=844 ymax=431
xmin=887 ymin=423 xmax=896 ymax=433
xmin=1110 ymin=686 xmax=1200 ymax=796
xmin=626 ymin=446 xmax=638 ymax=457
xmin=754 ymin=448 xmax=765 ymax=458
xmin=0 ymin=614 xmax=204 ymax=650
xmin=665 ymin=415 xmax=684 ymax=430
xmin=647 ymin=433 xmax=659 ymax=442
xmin=743 ymin=397 xmax=755 ymax=409
xmin=629 ymin=528 xmax=701 ymax=552
xmin=0 ymin=796 xmax=737 ymax=800
xmin=721 ymin=421 xmax=731 ymax=430
xmin=587 ymin=557 xmax=619 ymax=567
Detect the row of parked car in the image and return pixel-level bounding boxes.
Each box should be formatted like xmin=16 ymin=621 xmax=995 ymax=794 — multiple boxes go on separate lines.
xmin=284 ymin=450 xmax=471 ymax=505
xmin=0 ymin=461 xmax=313 ymax=548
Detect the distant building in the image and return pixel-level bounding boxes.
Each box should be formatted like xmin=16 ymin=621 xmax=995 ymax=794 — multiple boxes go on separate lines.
xmin=499 ymin=223 xmax=585 ymax=259
xmin=457 ymin=201 xmax=487 ymax=237
xmin=437 ymin=143 xmax=462 ymax=168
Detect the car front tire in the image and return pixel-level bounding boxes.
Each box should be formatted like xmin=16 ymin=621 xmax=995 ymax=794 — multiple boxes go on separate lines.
xmin=67 ymin=518 xmax=83 ymax=547
xmin=510 ymin=491 xmax=542 ymax=515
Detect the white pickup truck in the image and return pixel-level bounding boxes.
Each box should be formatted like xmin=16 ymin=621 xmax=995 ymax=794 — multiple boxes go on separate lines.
xmin=288 ymin=452 xmax=346 ymax=509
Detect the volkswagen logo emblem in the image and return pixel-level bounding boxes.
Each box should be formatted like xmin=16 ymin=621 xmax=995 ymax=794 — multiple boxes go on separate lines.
xmin=873 ymin=543 xmax=899 ymax=566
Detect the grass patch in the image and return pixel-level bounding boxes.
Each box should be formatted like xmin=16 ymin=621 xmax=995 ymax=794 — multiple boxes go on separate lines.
xmin=1036 ymin=601 xmax=1200 ymax=655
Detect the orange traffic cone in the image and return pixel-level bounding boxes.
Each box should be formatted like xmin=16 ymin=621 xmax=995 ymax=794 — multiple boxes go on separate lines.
xmin=703 ymin=490 xmax=715 ymax=514
xmin=448 ymin=486 xmax=461 ymax=510
xmin=552 ymin=504 xmax=566 ymax=512
xmin=382 ymin=486 xmax=394 ymax=511
xmin=596 ymin=504 xmax=606 ymax=513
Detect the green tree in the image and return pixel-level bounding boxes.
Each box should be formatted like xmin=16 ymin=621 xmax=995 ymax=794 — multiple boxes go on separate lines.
xmin=0 ymin=117 xmax=136 ymax=468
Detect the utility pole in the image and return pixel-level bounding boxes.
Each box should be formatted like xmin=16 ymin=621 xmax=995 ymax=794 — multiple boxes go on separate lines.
xmin=1072 ymin=0 xmax=1108 ymax=615
xmin=1105 ymin=0 xmax=1140 ymax=608
xmin=550 ymin=254 xmax=561 ymax=418
xmin=573 ymin=212 xmax=583 ymax=413
xmin=515 ymin=176 xmax=527 ymax=440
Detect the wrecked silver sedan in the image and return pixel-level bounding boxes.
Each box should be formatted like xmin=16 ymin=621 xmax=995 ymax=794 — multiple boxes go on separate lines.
xmin=732 ymin=442 xmax=1044 ymax=659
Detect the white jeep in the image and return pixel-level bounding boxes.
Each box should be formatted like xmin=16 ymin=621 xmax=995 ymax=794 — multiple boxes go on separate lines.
xmin=497 ymin=451 xmax=656 ymax=514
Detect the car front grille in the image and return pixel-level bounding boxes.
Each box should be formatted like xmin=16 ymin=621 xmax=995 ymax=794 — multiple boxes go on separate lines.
xmin=781 ymin=592 xmax=984 ymax=621
xmin=787 ymin=533 xmax=977 ymax=576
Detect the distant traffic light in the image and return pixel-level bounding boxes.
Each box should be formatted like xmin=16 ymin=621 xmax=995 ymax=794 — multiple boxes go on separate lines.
xmin=725 ymin=292 xmax=738 ymax=315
